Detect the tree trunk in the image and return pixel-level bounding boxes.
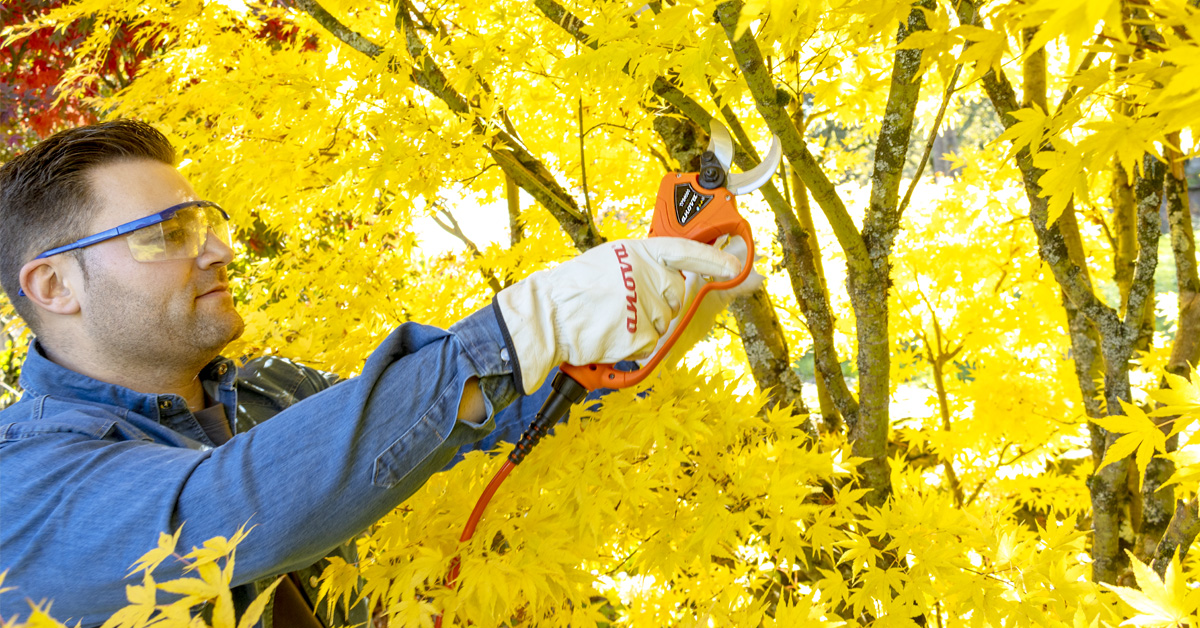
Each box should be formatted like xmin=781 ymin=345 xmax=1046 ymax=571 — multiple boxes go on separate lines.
xmin=966 ymin=0 xmax=1167 ymax=579
xmin=716 ymin=0 xmax=932 ymax=506
xmin=788 ymin=103 xmax=843 ymax=432
xmin=1145 ymin=135 xmax=1200 ymax=570
xmin=729 ymin=288 xmax=810 ymax=419
xmin=849 ymin=0 xmax=934 ymax=507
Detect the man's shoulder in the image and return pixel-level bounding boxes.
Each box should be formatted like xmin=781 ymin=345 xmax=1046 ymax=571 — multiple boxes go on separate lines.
xmin=236 ymin=355 xmax=340 ymax=408
xmin=0 ymin=394 xmax=132 ymax=444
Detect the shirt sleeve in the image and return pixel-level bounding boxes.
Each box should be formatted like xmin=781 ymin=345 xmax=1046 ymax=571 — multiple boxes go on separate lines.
xmin=0 ymin=306 xmax=520 ymax=626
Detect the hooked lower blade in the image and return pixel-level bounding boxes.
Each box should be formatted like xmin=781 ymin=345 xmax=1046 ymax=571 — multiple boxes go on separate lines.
xmin=726 ymin=134 xmax=782 ymax=196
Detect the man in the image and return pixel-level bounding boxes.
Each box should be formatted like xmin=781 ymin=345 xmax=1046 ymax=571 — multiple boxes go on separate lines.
xmin=0 ymin=120 xmax=743 ymax=626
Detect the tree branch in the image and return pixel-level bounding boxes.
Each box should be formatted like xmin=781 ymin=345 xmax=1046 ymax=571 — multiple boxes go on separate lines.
xmin=714 ymin=0 xmax=869 ymax=277
xmin=973 ymin=54 xmax=1124 ymax=342
xmin=430 ymin=204 xmax=504 ymax=294
xmin=897 ymin=61 xmax=963 ymax=219
xmin=505 ymin=173 xmax=524 ymax=251
xmin=1151 ymin=498 xmax=1199 ymax=576
xmin=577 ymin=95 xmax=593 ymax=217
xmin=956 ymin=0 xmax=1135 ymax=583
xmin=394 ymin=1 xmax=600 ymax=247
xmin=863 ymin=0 xmax=934 ymax=260
xmin=1123 ymin=154 xmax=1165 ymax=333
xmin=920 ymin=330 xmax=965 ymax=508
xmin=291 ymin=0 xmax=384 ymax=57
xmin=531 ymin=0 xmax=717 ymax=128
xmin=291 ymin=0 xmax=603 ymax=250
xmin=784 ymin=106 xmax=859 ymax=430
xmin=1165 ymin=135 xmax=1200 ymax=375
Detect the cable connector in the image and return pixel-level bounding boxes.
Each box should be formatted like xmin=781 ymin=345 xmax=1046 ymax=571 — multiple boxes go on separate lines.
xmin=508 ymin=371 xmax=589 ymax=465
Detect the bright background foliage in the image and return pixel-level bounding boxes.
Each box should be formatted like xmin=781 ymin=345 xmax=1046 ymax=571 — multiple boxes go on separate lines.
xmin=2 ymin=0 xmax=1200 ymax=625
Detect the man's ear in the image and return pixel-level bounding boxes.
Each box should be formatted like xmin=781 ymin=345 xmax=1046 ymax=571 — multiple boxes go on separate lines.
xmin=19 ymin=257 xmax=82 ymax=316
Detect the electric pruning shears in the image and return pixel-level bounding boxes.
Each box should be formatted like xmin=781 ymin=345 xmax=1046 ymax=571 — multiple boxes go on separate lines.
xmin=559 ymin=121 xmax=783 ymax=392
xmin=436 ymin=123 xmax=782 ymax=625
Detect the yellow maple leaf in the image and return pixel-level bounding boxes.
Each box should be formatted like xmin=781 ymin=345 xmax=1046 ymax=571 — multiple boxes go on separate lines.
xmin=126 ymin=527 xmax=183 ymax=577
xmin=1032 ymin=146 xmax=1089 ymax=226
xmin=1079 ymin=115 xmax=1164 ymax=180
xmin=1092 ymin=401 xmax=1167 ymax=485
xmin=1149 ymin=372 xmax=1200 ymax=432
xmin=155 ymin=575 xmax=223 ymax=600
xmin=1160 ymin=447 xmax=1200 ymax=489
xmin=316 ymin=556 xmax=362 ymax=618
xmin=956 ymin=24 xmax=1009 ymax=83
xmin=99 ymin=574 xmax=157 ymax=628
xmin=1021 ymin=0 xmax=1121 ymax=52
xmin=183 ymin=523 xmax=252 ymax=577
xmin=996 ymin=105 xmax=1050 ymax=156
xmin=1102 ymin=552 xmax=1198 ymax=627
xmin=10 ymin=604 xmax=67 ymax=628
xmin=237 ymin=576 xmax=284 ymax=628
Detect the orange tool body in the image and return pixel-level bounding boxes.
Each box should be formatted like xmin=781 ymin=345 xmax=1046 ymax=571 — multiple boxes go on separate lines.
xmin=435 ymin=123 xmax=781 ymax=626
xmin=560 ymin=171 xmax=756 ymax=390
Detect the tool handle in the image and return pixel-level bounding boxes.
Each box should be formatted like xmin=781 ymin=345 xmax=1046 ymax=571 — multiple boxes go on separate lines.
xmin=561 ymin=219 xmax=754 ymax=391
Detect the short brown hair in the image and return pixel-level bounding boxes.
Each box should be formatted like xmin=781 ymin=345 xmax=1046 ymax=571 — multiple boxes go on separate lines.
xmin=0 ymin=120 xmax=175 ymax=331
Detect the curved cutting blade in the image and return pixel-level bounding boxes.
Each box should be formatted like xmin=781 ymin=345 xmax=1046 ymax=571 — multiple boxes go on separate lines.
xmin=706 ymin=122 xmax=735 ymax=173
xmin=726 ymin=134 xmax=782 ymax=196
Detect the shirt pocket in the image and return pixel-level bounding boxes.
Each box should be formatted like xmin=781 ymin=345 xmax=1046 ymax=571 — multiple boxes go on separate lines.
xmin=1 ymin=416 xmax=118 ymax=443
xmin=371 ymin=386 xmax=455 ymax=489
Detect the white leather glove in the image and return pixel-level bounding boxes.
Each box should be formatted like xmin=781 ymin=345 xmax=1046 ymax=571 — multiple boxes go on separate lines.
xmin=495 ymin=238 xmax=742 ymax=394
xmin=651 ymin=235 xmax=764 ymax=366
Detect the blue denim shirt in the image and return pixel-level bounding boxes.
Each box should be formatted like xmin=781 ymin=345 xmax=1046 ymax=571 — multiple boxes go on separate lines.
xmin=0 ymin=305 xmax=563 ymax=626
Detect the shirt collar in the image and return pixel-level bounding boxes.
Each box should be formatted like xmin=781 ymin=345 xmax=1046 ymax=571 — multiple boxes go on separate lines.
xmin=18 ymin=338 xmax=238 ymax=422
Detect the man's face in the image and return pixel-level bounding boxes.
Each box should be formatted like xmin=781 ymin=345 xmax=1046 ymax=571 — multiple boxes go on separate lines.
xmin=74 ymin=159 xmax=244 ymax=367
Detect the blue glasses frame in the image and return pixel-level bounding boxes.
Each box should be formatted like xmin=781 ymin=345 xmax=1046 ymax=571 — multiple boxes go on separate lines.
xmin=18 ymin=200 xmax=230 ymax=297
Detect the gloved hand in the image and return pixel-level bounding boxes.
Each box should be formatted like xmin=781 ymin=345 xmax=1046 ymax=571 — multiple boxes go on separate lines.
xmin=652 ymin=235 xmax=763 ymax=367
xmin=495 ymin=238 xmax=742 ymax=394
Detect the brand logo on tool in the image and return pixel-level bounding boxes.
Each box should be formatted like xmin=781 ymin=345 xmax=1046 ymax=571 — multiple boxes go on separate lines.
xmin=674 ymin=183 xmax=713 ymax=226
xmin=614 ymin=244 xmax=637 ymax=332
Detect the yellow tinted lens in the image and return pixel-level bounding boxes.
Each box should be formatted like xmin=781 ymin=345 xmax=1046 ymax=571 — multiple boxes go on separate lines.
xmin=164 ymin=212 xmax=204 ymax=257
xmin=124 ymin=211 xmax=203 ymax=262
xmin=125 ymin=223 xmax=169 ymax=261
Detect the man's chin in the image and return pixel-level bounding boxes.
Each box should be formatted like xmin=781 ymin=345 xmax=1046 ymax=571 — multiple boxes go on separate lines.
xmin=227 ymin=317 xmax=246 ymax=343
xmin=195 ymin=311 xmax=245 ymax=354
xmin=218 ymin=311 xmax=246 ymax=346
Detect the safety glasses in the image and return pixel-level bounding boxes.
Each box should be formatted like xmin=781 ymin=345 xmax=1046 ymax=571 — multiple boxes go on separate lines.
xmin=19 ymin=201 xmax=232 ymax=296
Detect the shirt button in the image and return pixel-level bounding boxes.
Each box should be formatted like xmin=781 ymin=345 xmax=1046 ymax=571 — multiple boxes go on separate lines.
xmin=159 ymin=399 xmax=172 ymax=410
xmin=500 ymin=348 xmax=510 ymax=362
xmin=217 ymin=364 xmax=228 ymax=376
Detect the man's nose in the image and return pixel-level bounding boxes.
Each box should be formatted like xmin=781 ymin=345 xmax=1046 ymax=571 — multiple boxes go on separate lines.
xmin=196 ymin=228 xmax=234 ymax=268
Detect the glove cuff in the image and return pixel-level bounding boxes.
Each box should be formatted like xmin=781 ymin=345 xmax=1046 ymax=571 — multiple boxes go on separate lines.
xmin=494 ymin=279 xmax=560 ymax=395
xmin=489 ymin=298 xmax=525 ymax=395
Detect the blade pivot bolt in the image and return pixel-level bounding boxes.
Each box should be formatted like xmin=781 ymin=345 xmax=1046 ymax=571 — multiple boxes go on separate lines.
xmin=698 ymin=151 xmax=726 ymax=190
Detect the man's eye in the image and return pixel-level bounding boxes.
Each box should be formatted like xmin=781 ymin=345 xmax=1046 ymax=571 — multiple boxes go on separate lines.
xmin=162 ymin=225 xmax=189 ymax=245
